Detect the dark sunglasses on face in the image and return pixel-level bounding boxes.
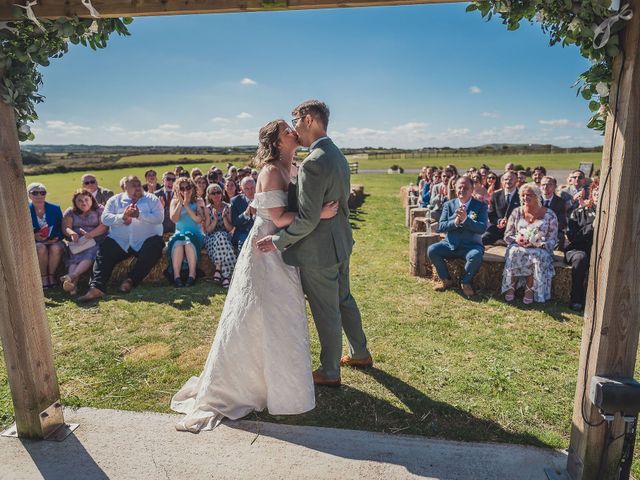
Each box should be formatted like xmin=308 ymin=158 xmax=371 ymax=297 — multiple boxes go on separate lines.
xmin=209 ymin=191 xmax=222 ymax=196
xmin=83 ymin=180 xmax=96 ymax=185
xmin=30 ymin=190 xmax=46 ymax=196
xmin=179 ymin=185 xmax=192 ymax=191
xmin=165 ymin=177 xmax=176 ymax=182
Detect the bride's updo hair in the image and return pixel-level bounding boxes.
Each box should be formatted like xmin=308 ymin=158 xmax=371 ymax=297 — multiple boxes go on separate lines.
xmin=254 ymin=120 xmax=284 ymax=168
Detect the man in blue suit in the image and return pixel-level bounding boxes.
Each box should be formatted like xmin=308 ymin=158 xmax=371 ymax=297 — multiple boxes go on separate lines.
xmin=427 ymin=176 xmax=488 ymax=297
xmin=230 ymin=177 xmax=256 ymax=252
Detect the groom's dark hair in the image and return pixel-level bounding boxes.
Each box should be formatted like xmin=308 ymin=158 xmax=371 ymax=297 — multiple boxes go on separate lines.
xmin=293 ymin=100 xmax=330 ymax=130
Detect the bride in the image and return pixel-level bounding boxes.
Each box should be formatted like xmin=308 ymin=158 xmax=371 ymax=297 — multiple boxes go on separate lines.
xmin=171 ymin=120 xmax=339 ymax=432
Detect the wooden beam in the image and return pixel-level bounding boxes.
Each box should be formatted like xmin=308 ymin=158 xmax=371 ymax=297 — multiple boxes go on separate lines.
xmin=0 ymin=0 xmax=464 ymax=21
xmin=567 ymin=1 xmax=640 ymax=477
xmin=0 ymin=71 xmax=62 ymax=438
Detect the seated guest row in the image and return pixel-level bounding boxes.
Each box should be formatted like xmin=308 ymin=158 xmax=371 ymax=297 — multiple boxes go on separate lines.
xmin=27 ymin=172 xmax=256 ymax=301
xmin=424 ymin=174 xmax=595 ymax=308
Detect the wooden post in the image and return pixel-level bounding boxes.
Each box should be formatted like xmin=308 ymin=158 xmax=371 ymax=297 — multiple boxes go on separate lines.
xmin=409 ymin=233 xmax=439 ymax=277
xmin=409 ymin=207 xmax=428 ymax=232
xmin=0 ymin=77 xmax=62 ymax=438
xmin=567 ymin=4 xmax=640 ymax=478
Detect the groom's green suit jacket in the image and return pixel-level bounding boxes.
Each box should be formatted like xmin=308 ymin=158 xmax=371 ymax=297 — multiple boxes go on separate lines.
xmin=273 ymin=138 xmax=354 ymax=268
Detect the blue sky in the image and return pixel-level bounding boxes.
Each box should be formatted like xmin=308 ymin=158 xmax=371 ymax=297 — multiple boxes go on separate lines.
xmin=26 ymin=3 xmax=604 ymax=148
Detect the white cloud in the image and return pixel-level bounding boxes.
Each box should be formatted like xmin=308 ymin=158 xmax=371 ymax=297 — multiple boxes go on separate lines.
xmin=158 ymin=123 xmax=180 ymax=130
xmin=539 ymin=119 xmax=570 ymax=126
xmin=481 ymin=112 xmax=499 ymax=118
xmin=240 ymin=78 xmax=257 ymax=86
xmin=469 ymin=86 xmax=482 ymax=94
xmin=236 ymin=112 xmax=253 ymax=119
xmin=104 ymin=125 xmax=124 ymax=133
xmin=45 ymin=120 xmax=91 ymax=136
xmin=211 ymin=117 xmax=231 ymax=124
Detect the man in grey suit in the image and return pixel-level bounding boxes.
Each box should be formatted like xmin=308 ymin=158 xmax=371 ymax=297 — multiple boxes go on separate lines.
xmin=81 ymin=173 xmax=114 ymax=206
xmin=257 ymin=100 xmax=371 ymax=387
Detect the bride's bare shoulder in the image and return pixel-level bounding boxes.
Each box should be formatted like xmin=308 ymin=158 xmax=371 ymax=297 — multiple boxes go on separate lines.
xmin=257 ymin=165 xmax=287 ymax=192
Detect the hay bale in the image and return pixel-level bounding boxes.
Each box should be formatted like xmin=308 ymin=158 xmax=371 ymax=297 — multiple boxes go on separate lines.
xmin=405 ymin=204 xmax=419 ymax=228
xmin=409 ymin=208 xmax=428 ymax=230
xmin=409 ymin=233 xmax=440 ymax=277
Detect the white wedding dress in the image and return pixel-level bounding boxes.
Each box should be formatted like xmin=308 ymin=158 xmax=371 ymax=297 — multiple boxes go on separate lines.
xmin=171 ymin=189 xmax=315 ymax=432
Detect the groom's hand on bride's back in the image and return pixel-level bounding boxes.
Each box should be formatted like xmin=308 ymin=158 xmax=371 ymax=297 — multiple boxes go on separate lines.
xmin=257 ymin=235 xmax=277 ymax=252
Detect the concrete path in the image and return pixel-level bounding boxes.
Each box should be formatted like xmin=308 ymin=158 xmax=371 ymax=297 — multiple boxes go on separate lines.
xmin=0 ymin=407 xmax=568 ymax=480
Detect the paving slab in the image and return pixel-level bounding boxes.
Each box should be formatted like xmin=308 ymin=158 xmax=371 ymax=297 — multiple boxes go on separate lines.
xmin=0 ymin=407 xmax=567 ymax=480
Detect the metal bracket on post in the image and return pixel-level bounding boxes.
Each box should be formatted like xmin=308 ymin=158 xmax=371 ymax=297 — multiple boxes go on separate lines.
xmin=1 ymin=401 xmax=79 ymax=441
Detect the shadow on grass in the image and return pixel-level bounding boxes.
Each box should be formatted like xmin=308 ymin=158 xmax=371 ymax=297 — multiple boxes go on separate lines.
xmin=349 ymin=208 xmax=367 ymax=230
xmin=452 ymin=289 xmax=575 ymax=323
xmin=251 ymin=367 xmax=550 ymax=451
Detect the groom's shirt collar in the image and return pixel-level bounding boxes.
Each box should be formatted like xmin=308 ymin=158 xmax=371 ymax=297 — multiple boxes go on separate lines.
xmin=309 ymin=136 xmax=330 ymax=151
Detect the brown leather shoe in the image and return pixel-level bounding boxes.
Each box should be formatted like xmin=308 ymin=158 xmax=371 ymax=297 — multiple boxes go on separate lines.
xmin=312 ymin=369 xmax=341 ymax=387
xmin=118 ymin=278 xmax=134 ymax=294
xmin=434 ymin=278 xmax=456 ymax=292
xmin=461 ymin=283 xmax=476 ymax=297
xmin=340 ymin=355 xmax=373 ymax=368
xmin=78 ymin=287 xmax=104 ymax=303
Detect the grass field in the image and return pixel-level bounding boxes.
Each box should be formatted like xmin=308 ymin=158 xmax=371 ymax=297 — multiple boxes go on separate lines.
xmin=5 ymin=171 xmax=635 ymax=473
xmin=354 ymin=151 xmax=602 ymax=172
xmin=116 ymin=153 xmax=252 ymax=165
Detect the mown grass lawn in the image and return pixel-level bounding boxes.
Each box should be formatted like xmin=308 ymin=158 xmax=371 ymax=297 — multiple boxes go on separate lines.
xmin=2 ymin=172 xmax=635 ymax=474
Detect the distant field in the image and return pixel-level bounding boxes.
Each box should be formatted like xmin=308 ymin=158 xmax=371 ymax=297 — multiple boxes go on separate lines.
xmin=354 ymin=152 xmax=603 ymax=172
xmin=116 ymin=153 xmax=252 ymax=165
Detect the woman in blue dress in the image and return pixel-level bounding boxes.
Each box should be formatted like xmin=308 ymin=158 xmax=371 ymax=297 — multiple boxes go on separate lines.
xmin=167 ymin=177 xmax=205 ymax=287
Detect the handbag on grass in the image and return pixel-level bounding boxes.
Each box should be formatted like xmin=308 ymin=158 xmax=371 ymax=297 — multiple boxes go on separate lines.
xmin=68 ymin=236 xmax=96 ymax=255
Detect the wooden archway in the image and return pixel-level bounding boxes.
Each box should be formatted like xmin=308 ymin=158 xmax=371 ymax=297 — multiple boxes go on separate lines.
xmin=0 ymin=1 xmax=638 ymax=478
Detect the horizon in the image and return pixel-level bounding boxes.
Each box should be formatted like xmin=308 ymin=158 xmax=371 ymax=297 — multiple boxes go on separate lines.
xmin=22 ymin=4 xmax=604 ymax=149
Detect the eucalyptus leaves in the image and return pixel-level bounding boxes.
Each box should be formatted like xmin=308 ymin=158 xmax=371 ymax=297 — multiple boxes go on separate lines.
xmin=0 ymin=15 xmax=132 ymax=141
xmin=466 ymin=0 xmax=633 ymax=132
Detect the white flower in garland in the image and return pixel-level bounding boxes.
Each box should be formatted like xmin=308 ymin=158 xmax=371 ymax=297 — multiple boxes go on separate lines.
xmin=596 ymin=82 xmax=610 ymax=97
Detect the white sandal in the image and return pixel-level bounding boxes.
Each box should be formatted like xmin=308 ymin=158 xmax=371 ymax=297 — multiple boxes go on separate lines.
xmin=523 ymin=286 xmax=534 ymax=305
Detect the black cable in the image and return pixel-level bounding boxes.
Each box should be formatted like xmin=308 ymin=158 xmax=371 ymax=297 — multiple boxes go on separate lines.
xmin=579 ymin=32 xmax=627 ymax=428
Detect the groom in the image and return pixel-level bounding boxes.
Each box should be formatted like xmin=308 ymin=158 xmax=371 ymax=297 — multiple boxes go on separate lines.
xmin=257 ymin=100 xmax=372 ymax=387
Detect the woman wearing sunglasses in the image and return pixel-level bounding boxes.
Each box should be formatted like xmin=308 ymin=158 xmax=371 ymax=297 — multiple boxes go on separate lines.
xmin=28 ymin=182 xmax=64 ymax=289
xmin=166 ymin=177 xmax=205 ymax=287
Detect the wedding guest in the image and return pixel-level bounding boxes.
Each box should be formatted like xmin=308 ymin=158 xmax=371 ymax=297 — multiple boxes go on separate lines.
xmin=78 ymin=176 xmax=164 ymax=302
xmin=251 ymin=169 xmax=259 ymax=182
xmin=566 ymin=170 xmax=589 ymax=214
xmin=471 ymin=172 xmax=490 ymax=204
xmin=532 ymin=166 xmax=547 ymax=185
xmin=446 ymin=174 xmax=459 ymax=200
xmin=60 ymin=190 xmax=108 ymax=295
xmin=191 ymin=167 xmax=203 ymax=180
xmin=516 ymin=170 xmax=527 ymax=188
xmin=427 ymin=169 xmax=450 ymax=221
xmin=479 ymin=165 xmax=490 ymax=185
xmin=420 ymin=168 xmax=436 ymax=208
xmin=230 ymin=177 xmax=256 ymax=252
xmin=564 ymin=185 xmax=598 ymax=311
xmin=540 ymin=176 xmax=567 ymax=247
xmin=81 ymin=173 xmax=114 ymax=206
xmin=427 ymin=176 xmax=488 ymax=297
xmin=167 ymin=177 xmax=205 ymax=287
xmin=204 ymin=183 xmax=236 ymax=288
xmin=143 ymin=169 xmax=161 ymax=192
xmin=501 ymin=183 xmax=558 ymax=304
xmin=416 ymin=166 xmax=429 ymax=188
xmin=28 ymin=183 xmax=64 ymax=289
xmin=119 ymin=176 xmax=127 ymax=192
xmin=194 ymin=175 xmax=208 ymax=202
xmin=227 ymin=166 xmax=239 ymax=185
xmin=223 ymin=177 xmax=238 ymax=203
xmin=155 ymin=171 xmax=177 ymax=234
xmin=486 ymin=171 xmax=501 ymax=197
xmin=175 ymin=165 xmax=185 ymax=176
xmin=482 ymin=170 xmax=520 ymax=245
xmin=505 ymin=162 xmax=515 ymax=172
xmin=445 ymin=164 xmax=459 ymax=177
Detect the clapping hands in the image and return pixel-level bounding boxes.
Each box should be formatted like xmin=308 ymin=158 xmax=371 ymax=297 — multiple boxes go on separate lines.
xmin=454 ymin=204 xmax=467 ymax=225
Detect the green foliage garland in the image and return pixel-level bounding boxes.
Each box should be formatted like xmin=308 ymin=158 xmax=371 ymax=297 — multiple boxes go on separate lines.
xmin=466 ymin=0 xmax=632 ymax=132
xmin=0 ymin=14 xmax=132 ymax=141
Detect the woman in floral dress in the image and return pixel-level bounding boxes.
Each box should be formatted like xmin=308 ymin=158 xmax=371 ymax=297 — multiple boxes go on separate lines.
xmin=204 ymin=183 xmax=236 ymax=288
xmin=501 ymin=183 xmax=558 ymax=304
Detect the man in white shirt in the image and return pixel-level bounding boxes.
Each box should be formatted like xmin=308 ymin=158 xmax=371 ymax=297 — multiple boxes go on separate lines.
xmin=79 ymin=176 xmax=164 ymax=302
xmin=81 ymin=173 xmax=114 ymax=206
